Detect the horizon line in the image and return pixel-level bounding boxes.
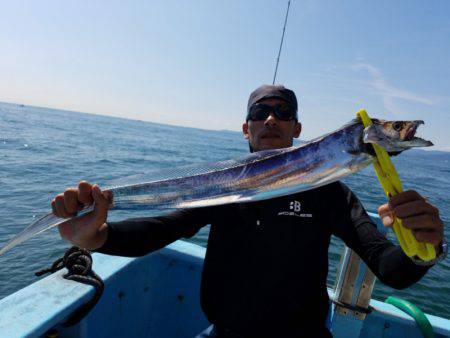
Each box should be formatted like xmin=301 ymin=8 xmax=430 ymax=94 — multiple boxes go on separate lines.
xmin=1 ymin=99 xmax=449 ymax=153
xmin=0 ymin=99 xmax=240 ymax=134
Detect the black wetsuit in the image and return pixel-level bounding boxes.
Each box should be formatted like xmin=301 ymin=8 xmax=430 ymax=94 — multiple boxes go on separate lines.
xmin=97 ymin=182 xmax=431 ymax=337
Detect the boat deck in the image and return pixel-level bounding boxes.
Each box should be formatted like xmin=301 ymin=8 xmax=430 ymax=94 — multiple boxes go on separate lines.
xmin=0 ymin=240 xmax=449 ymax=337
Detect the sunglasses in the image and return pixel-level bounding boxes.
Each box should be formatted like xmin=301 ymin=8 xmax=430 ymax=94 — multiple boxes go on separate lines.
xmin=247 ymin=103 xmax=297 ymax=121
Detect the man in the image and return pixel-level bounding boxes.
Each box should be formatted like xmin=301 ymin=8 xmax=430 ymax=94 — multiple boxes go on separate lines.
xmin=53 ymin=85 xmax=446 ymax=337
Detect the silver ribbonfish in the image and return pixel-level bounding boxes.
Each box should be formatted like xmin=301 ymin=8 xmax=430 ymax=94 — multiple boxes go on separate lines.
xmin=0 ymin=118 xmax=433 ymax=256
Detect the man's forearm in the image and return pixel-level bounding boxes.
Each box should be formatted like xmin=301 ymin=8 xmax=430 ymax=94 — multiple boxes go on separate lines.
xmin=368 ymin=244 xmax=431 ymax=289
xmin=341 ymin=219 xmax=432 ymax=290
xmin=94 ymin=210 xmax=207 ymax=257
xmin=94 ymin=218 xmax=184 ymax=256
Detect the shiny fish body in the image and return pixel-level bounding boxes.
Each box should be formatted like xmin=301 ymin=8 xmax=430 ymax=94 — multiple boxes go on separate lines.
xmin=112 ymin=121 xmax=371 ymax=210
xmin=0 ymin=120 xmax=374 ymax=255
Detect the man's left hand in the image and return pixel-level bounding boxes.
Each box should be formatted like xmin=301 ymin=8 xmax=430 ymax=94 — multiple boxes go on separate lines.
xmin=378 ymin=190 xmax=444 ymax=252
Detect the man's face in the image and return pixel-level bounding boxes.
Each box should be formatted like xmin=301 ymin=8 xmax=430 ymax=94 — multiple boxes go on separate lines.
xmin=242 ymin=98 xmax=302 ymax=152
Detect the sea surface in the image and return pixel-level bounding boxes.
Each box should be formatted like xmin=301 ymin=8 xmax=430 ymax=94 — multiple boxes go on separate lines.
xmin=0 ymin=102 xmax=449 ymax=319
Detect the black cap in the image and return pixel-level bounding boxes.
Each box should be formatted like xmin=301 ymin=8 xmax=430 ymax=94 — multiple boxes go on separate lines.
xmin=247 ymin=84 xmax=298 ymax=119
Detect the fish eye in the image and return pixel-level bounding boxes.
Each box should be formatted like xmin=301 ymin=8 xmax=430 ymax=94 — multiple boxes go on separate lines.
xmin=393 ymin=122 xmax=403 ymax=132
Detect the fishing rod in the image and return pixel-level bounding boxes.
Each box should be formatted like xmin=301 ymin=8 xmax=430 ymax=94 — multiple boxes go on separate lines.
xmin=272 ymin=0 xmax=291 ymax=85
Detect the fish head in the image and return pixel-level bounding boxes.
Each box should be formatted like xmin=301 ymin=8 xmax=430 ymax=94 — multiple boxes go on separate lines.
xmin=363 ymin=119 xmax=433 ymax=154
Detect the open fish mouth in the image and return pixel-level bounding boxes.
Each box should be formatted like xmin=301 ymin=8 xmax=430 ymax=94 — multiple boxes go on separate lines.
xmin=404 ymin=121 xmax=433 ymax=146
xmin=364 ymin=119 xmax=433 ymax=152
xmin=404 ymin=122 xmax=420 ymax=141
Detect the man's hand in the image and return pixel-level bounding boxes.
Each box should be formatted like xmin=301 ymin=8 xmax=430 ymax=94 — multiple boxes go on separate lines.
xmin=378 ymin=190 xmax=444 ymax=252
xmin=52 ymin=181 xmax=112 ymax=250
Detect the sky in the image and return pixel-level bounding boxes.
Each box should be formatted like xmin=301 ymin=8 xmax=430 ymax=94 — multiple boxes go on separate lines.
xmin=1 ymin=0 xmax=449 ymax=150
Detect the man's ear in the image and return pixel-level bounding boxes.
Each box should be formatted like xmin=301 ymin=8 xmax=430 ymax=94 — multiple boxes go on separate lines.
xmin=293 ymin=121 xmax=302 ymax=138
xmin=242 ymin=122 xmax=249 ymax=140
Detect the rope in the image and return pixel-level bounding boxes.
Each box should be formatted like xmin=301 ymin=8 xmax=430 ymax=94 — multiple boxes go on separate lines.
xmin=35 ymin=246 xmax=104 ymax=326
xmin=332 ymin=299 xmax=373 ymax=315
xmin=272 ymin=0 xmax=291 ymax=85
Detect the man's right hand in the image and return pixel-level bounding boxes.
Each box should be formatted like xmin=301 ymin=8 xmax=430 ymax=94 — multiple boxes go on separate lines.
xmin=52 ymin=181 xmax=112 ymax=250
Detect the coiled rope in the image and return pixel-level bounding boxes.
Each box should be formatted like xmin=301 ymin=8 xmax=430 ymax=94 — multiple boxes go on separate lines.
xmin=35 ymin=246 xmax=104 ymax=326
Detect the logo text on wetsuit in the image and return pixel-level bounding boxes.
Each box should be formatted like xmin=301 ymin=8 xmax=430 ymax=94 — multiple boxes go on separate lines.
xmin=278 ymin=200 xmax=313 ymax=218
xmin=290 ymin=200 xmax=301 ymax=212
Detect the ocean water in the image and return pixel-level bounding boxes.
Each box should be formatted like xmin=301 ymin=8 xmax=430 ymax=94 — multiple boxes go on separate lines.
xmin=0 ymin=102 xmax=449 ymax=319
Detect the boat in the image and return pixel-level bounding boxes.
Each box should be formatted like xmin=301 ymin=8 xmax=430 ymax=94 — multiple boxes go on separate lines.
xmin=0 ymin=212 xmax=449 ymax=338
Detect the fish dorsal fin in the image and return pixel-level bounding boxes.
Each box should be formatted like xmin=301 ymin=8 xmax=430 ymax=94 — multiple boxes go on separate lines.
xmin=108 ymin=148 xmax=288 ymax=187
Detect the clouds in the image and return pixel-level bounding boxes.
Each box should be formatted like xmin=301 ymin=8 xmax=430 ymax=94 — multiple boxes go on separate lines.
xmin=352 ymin=62 xmax=435 ymax=115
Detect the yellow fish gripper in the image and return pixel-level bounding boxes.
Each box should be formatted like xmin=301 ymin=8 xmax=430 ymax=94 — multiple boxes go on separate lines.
xmin=356 ymin=109 xmax=435 ymax=261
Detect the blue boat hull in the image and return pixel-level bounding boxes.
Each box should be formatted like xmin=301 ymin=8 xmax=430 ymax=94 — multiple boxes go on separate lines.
xmin=0 ymin=240 xmax=449 ymax=337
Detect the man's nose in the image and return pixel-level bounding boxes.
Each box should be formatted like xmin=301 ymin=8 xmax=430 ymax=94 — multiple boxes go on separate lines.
xmin=264 ymin=112 xmax=278 ymax=126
